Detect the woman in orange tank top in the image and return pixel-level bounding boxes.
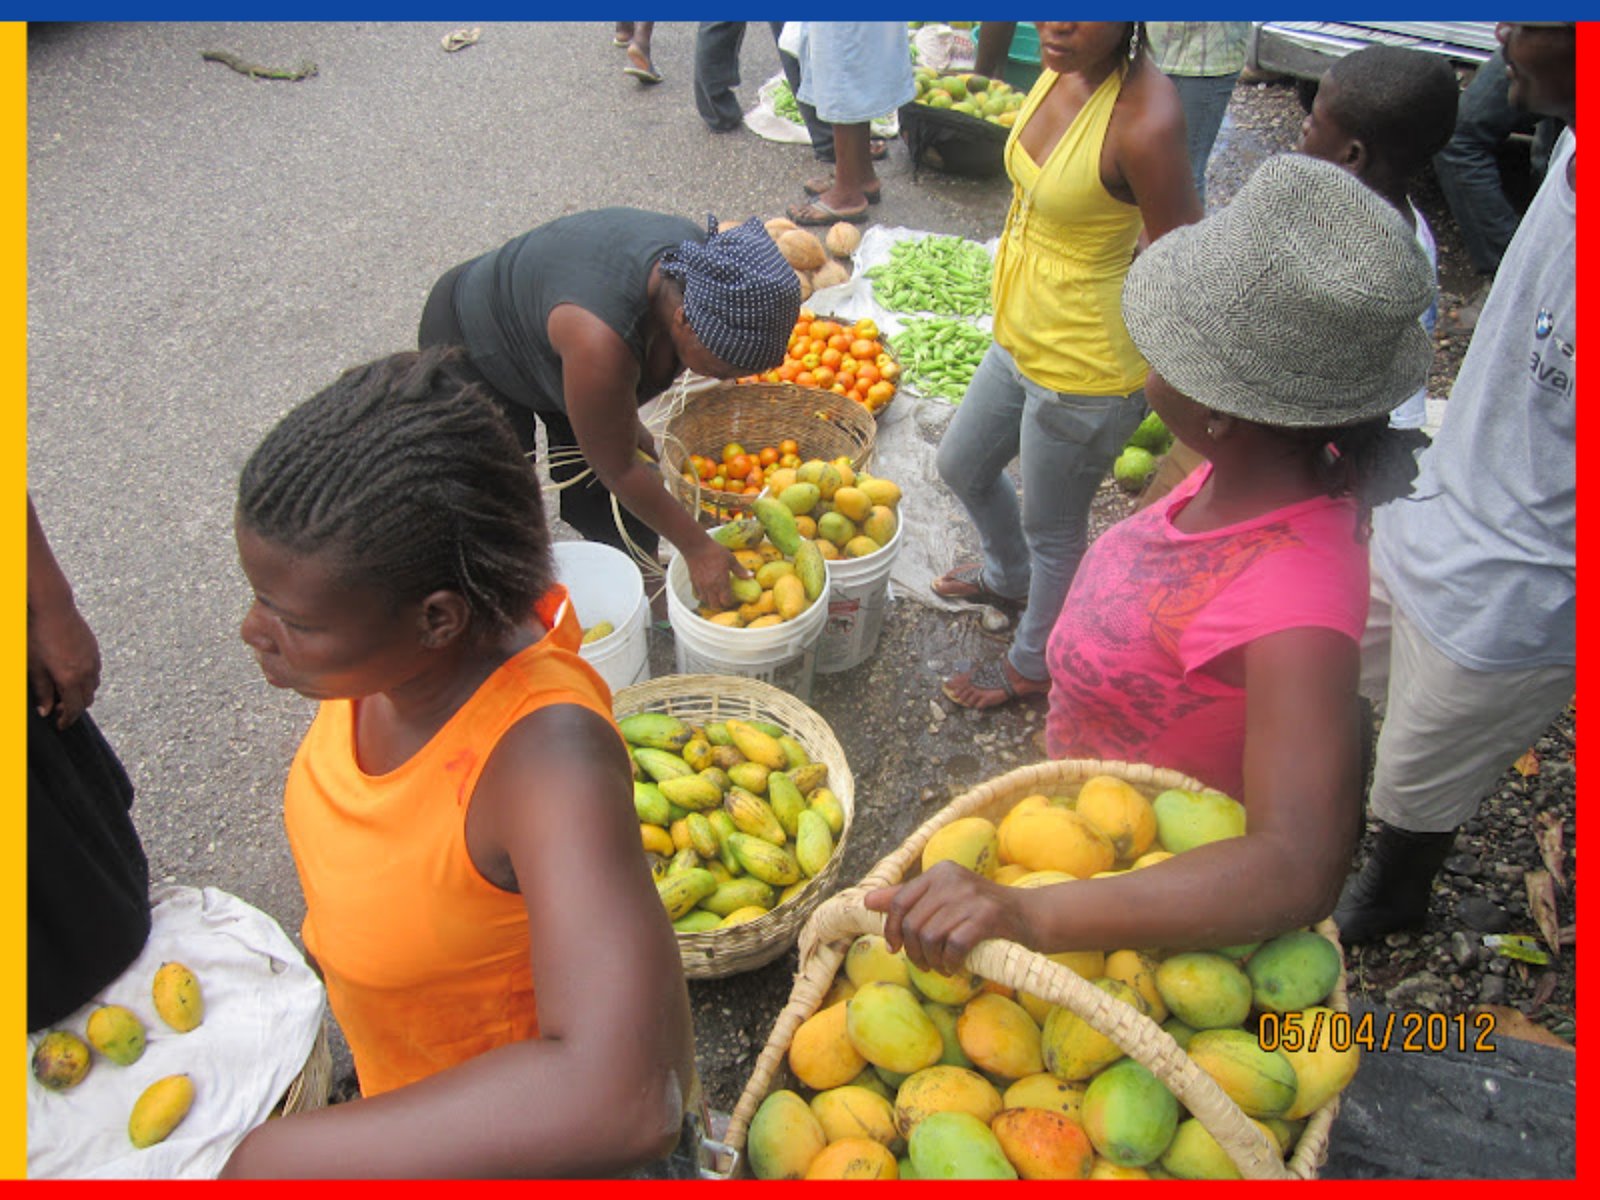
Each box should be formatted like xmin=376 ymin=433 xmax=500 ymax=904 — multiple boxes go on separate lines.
xmin=221 ymin=347 xmax=695 ymax=1178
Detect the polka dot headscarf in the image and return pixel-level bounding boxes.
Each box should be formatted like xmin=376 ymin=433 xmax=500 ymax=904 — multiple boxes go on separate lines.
xmin=660 ymin=216 xmax=801 ymax=373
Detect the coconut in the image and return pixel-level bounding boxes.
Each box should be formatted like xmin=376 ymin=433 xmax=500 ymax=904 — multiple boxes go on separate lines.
xmin=777 ymin=228 xmax=827 ymax=272
xmin=794 ymin=268 xmax=814 ymax=302
xmin=811 ymin=259 xmax=850 ymax=291
xmin=824 ymin=221 xmax=862 ymax=259
xmin=764 ymin=216 xmax=799 ymax=240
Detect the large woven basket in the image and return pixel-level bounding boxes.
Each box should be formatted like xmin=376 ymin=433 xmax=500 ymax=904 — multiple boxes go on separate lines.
xmin=661 ymin=382 xmax=877 ymax=526
xmin=275 ymin=1022 xmax=333 ymax=1116
xmin=724 ymin=759 xmax=1349 ymax=1181
xmin=612 ymin=675 xmax=855 ymax=980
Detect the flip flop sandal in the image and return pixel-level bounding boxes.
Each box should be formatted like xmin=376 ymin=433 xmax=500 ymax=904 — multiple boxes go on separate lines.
xmin=624 ymin=46 xmax=663 ymax=83
xmin=441 ymin=27 xmax=481 ymax=52
xmin=932 ymin=562 xmax=1025 ymax=610
xmin=941 ymin=659 xmax=1049 ymax=711
xmin=803 ymin=176 xmax=882 ymax=204
xmin=787 ymin=197 xmax=869 ymax=226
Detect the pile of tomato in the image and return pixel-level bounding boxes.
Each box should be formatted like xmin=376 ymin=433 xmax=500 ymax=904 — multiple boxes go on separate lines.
xmin=684 ymin=439 xmax=804 ymax=497
xmin=737 ymin=311 xmax=899 ymax=415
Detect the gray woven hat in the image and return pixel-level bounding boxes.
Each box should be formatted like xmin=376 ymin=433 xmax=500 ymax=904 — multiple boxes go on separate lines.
xmin=660 ymin=216 xmax=802 ymax=374
xmin=1122 ymin=153 xmax=1435 ymax=428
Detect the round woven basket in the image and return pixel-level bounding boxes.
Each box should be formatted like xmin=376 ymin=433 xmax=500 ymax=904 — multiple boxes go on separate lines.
xmin=276 ymin=1022 xmax=333 ymax=1116
xmin=661 ymin=382 xmax=877 ymax=527
xmin=612 ymin=675 xmax=855 ymax=980
xmin=724 ymin=758 xmax=1349 ymax=1181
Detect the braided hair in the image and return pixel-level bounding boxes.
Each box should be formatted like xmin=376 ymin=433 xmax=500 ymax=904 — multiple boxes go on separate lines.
xmin=1280 ymin=417 xmax=1430 ymax=539
xmin=237 ymin=346 xmax=553 ymax=640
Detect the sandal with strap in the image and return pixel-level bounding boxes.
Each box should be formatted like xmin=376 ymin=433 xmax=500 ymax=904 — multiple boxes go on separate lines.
xmin=803 ymin=176 xmax=882 ymax=204
xmin=931 ymin=562 xmax=1025 ymax=610
xmin=942 ymin=658 xmax=1050 ymax=711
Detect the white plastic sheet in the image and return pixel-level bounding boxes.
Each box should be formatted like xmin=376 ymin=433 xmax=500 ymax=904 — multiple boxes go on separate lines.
xmin=27 ymin=886 xmax=326 ymax=1180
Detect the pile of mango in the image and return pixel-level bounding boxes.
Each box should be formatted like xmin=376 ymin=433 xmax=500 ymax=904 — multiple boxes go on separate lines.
xmin=697 ymin=498 xmax=826 ymax=629
xmin=913 ymin=68 xmax=1026 ymax=126
xmin=759 ymin=458 xmax=903 ymax=564
xmin=746 ymin=778 xmax=1357 ymax=1180
xmin=31 ymin=962 xmax=205 ymax=1149
xmin=623 ymin=712 xmax=845 ymax=930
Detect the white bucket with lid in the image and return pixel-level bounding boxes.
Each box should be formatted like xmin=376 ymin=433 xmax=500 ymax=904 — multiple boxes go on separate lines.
xmin=815 ymin=517 xmax=903 ymax=675
xmin=665 ymin=549 xmax=829 ymax=701
xmin=552 ymin=540 xmax=650 ymax=695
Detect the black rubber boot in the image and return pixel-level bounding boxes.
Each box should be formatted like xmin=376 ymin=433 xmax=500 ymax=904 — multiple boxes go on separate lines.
xmin=1333 ymin=822 xmax=1459 ymax=944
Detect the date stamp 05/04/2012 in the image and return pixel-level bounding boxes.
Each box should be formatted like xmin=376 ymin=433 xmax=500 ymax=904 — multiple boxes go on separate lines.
xmin=1256 ymin=1009 xmax=1499 ymax=1055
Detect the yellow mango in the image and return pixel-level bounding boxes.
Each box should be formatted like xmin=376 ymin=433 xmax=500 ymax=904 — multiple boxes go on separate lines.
xmin=846 ymin=982 xmax=944 ymax=1075
xmin=845 ymin=934 xmax=911 ymax=989
xmin=1103 ymin=950 xmax=1168 ymax=1023
xmin=152 ymin=961 xmax=204 ymax=1033
xmin=128 ymin=1074 xmax=195 ymax=1149
xmin=1041 ymin=978 xmax=1148 ymax=1081
xmin=1280 ymin=1007 xmax=1361 ymax=1119
xmin=1003 ymin=1073 xmax=1088 ymax=1123
xmin=861 ymin=504 xmax=898 ymax=547
xmin=773 ymin=573 xmax=808 ymax=621
xmin=893 ymin=1065 xmax=1003 ymax=1139
xmin=727 ymin=719 xmax=788 ymax=770
xmin=809 ymin=1086 xmax=899 ymax=1150
xmin=992 ymin=863 xmax=1031 ymax=885
xmin=955 ymin=992 xmax=1043 ymax=1080
xmin=997 ymin=806 xmax=1116 ymax=878
xmin=1074 ymin=775 xmax=1158 ymax=861
xmin=830 ymin=485 xmax=870 ymax=522
xmin=791 ymin=1001 xmax=869 ymax=1090
xmin=805 ymin=1137 xmax=897 ymax=1179
xmin=1186 ymin=1028 xmax=1299 ymax=1118
xmin=748 ymin=1089 xmax=828 ymax=1179
xmin=920 ymin=816 xmax=1000 ymax=878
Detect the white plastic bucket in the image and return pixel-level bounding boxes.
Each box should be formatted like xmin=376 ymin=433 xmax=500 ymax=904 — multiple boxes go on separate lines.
xmin=815 ymin=517 xmax=903 ymax=675
xmin=665 ymin=550 xmax=830 ymax=701
xmin=552 ymin=541 xmax=649 ymax=695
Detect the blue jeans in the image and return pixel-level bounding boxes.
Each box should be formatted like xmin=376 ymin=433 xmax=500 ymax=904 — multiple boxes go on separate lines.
xmin=936 ymin=342 xmax=1145 ymax=681
xmin=1433 ymin=47 xmax=1561 ymax=276
xmin=1167 ymin=72 xmax=1240 ymax=210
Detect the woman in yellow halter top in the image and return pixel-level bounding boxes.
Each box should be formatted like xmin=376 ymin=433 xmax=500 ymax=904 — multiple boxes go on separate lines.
xmin=934 ymin=22 xmax=1201 ymax=708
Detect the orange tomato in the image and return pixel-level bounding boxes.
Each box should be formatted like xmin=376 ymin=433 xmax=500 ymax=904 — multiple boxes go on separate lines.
xmin=807 ymin=337 xmax=827 ymax=356
xmin=836 ymin=371 xmax=856 ymax=391
xmin=852 ymin=317 xmax=880 ymax=340
xmin=839 ymin=355 xmax=859 ymax=374
xmin=798 ymin=308 xmax=816 ymax=324
xmin=758 ymin=446 xmax=780 ymax=466
xmin=866 ymin=381 xmax=895 ymax=406
xmin=796 ymin=371 xmax=816 ymax=388
xmin=709 ymin=475 xmax=727 ymax=492
xmin=820 ymin=347 xmax=843 ymax=369
xmin=777 ymin=363 xmax=799 ymax=382
xmin=742 ymin=485 xmax=761 ymax=496
xmin=779 ymin=452 xmax=801 ymax=469
xmin=879 ymin=361 xmax=900 ymax=382
xmin=849 ymin=338 xmax=876 ymax=360
xmin=856 ymin=363 xmax=880 ymax=385
xmin=831 ymin=383 xmax=848 ymax=395
xmin=812 ymin=366 xmax=836 ymax=388
xmin=722 ymin=442 xmax=746 ymax=461
xmin=779 ymin=438 xmax=799 ymax=456
xmin=800 ymin=353 xmax=821 ymax=371
xmin=746 ymin=468 xmax=765 ymax=487
xmin=763 ymin=369 xmax=782 ymax=384
xmin=827 ymin=333 xmax=852 ymax=353
xmin=726 ymin=453 xmax=751 ymax=478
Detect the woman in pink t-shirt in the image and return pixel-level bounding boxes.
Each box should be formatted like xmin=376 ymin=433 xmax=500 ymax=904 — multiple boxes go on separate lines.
xmin=871 ymin=155 xmax=1437 ymax=965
